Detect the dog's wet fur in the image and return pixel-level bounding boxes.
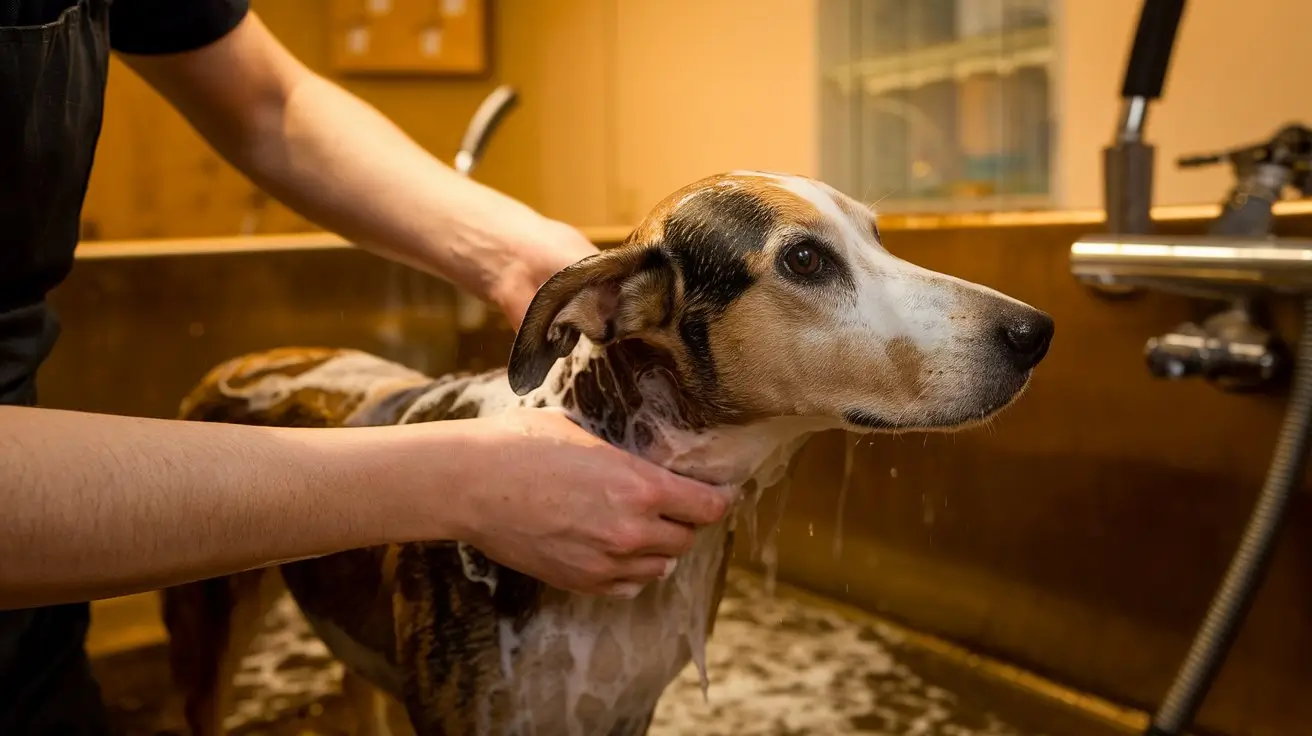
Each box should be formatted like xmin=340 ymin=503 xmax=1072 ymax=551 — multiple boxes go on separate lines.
xmin=162 ymin=171 xmax=1054 ymax=736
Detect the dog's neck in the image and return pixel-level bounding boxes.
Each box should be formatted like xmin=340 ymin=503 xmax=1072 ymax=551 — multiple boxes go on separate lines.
xmin=522 ymin=337 xmax=829 ymax=491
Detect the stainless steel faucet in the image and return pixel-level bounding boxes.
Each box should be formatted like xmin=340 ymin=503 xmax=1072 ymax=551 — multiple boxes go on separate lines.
xmin=1069 ymin=1 xmax=1312 ymax=392
xmin=455 ymin=85 xmax=520 ymax=178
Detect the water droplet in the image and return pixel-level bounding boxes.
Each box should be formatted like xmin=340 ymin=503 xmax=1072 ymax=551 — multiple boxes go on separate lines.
xmin=889 ymin=467 xmax=898 ymax=478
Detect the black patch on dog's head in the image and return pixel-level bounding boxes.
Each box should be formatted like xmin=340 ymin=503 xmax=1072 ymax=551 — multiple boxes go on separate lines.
xmin=655 ymin=187 xmax=773 ymax=391
xmin=508 ymin=186 xmax=776 ymax=400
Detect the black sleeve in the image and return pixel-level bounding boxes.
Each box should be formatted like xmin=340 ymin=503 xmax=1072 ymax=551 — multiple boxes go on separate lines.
xmin=108 ymin=0 xmax=250 ymax=55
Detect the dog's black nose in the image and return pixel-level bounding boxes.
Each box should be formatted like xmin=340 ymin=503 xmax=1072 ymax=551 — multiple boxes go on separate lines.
xmin=999 ymin=311 xmax=1054 ymax=370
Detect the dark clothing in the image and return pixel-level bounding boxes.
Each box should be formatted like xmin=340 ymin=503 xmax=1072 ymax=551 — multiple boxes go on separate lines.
xmin=0 ymin=1 xmax=249 ymax=731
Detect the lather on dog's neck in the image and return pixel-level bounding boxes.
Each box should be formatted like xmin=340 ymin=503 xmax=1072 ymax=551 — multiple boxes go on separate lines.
xmin=456 ymin=334 xmax=826 ymax=732
xmin=519 ymin=333 xmax=826 ymax=492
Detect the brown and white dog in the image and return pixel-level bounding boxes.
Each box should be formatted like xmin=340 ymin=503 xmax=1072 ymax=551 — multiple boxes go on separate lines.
xmin=162 ymin=171 xmax=1054 ymax=736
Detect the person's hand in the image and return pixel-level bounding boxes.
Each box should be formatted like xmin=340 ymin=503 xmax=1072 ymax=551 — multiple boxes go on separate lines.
xmin=490 ymin=219 xmax=600 ymax=330
xmin=450 ymin=408 xmax=732 ymax=597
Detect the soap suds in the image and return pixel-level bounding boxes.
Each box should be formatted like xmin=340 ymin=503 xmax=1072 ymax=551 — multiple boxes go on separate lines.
xmin=453 ymin=337 xmax=836 ymax=734
xmin=219 ymin=571 xmax=1034 ymax=736
xmin=215 ymin=350 xmax=429 ymax=413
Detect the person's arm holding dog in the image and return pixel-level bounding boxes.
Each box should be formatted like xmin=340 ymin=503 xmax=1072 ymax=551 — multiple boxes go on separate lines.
xmin=119 ymin=11 xmax=587 ymax=329
xmin=0 ymin=10 xmax=731 ymax=609
xmin=0 ymin=405 xmax=726 ymax=609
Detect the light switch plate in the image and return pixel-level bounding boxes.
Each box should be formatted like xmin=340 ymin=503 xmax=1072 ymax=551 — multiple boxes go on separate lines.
xmin=329 ymin=0 xmax=489 ymax=77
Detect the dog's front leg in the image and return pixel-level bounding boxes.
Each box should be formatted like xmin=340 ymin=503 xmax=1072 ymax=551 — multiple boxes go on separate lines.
xmin=390 ymin=545 xmax=470 ymax=736
xmin=342 ymin=668 xmax=415 ymax=736
xmin=161 ymin=568 xmax=282 ymax=736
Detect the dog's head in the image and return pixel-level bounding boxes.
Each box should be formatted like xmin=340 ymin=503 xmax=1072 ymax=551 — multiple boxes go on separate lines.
xmin=508 ymin=171 xmax=1053 ymax=433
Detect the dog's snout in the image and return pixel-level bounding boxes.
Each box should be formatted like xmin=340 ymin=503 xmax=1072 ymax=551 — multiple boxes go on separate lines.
xmin=998 ymin=311 xmax=1054 ymax=370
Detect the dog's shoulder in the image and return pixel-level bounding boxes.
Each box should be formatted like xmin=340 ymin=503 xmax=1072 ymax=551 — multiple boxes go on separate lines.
xmin=179 ymin=347 xmax=436 ymax=427
xmin=394 ymin=367 xmax=518 ymax=424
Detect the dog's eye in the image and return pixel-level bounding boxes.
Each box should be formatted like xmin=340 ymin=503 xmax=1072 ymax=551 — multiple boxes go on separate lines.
xmin=783 ymin=241 xmax=824 ymax=276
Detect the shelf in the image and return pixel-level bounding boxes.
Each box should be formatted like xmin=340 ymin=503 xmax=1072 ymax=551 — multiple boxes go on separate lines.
xmin=825 ymin=25 xmax=1052 ymax=96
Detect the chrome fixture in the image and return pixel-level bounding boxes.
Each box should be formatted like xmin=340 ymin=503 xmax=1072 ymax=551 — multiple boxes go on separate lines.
xmin=452 ymin=85 xmax=521 ymax=332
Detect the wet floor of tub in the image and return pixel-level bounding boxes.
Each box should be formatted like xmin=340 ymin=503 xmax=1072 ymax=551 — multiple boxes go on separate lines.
xmin=94 ymin=569 xmax=1125 ymax=736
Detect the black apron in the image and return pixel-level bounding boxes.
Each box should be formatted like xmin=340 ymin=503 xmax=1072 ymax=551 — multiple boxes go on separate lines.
xmin=0 ymin=0 xmax=114 ymax=733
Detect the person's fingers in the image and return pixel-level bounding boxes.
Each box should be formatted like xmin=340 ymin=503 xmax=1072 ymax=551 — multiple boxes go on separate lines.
xmin=630 ymin=519 xmax=697 ymax=558
xmin=606 ymin=581 xmax=647 ymax=599
xmin=622 ymin=555 xmax=678 ymax=581
xmin=603 ymin=556 xmax=680 ymax=598
xmin=642 ymin=468 xmax=732 ymax=527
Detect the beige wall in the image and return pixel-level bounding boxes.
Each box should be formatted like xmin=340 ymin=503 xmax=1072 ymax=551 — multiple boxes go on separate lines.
xmin=1057 ymin=0 xmax=1312 ymax=210
xmin=590 ymin=0 xmax=1312 ymax=216
xmin=608 ymin=0 xmax=819 ymax=223
xmin=489 ymin=0 xmax=821 ymax=226
xmin=506 ymin=0 xmax=1312 ymax=219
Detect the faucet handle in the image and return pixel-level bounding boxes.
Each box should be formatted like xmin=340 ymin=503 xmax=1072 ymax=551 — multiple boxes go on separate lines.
xmin=1144 ymin=311 xmax=1288 ymax=392
xmin=1177 ymin=152 xmax=1226 ymax=169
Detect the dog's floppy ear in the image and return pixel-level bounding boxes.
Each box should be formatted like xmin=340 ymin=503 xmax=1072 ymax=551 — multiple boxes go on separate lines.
xmin=508 ymin=245 xmax=678 ymax=395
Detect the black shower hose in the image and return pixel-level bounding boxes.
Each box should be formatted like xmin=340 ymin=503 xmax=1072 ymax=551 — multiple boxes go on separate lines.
xmin=1145 ymin=296 xmax=1312 ymax=735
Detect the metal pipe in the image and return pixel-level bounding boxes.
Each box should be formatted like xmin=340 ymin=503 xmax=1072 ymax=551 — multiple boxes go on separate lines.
xmin=454 ymin=85 xmax=520 ymax=178
xmin=1117 ymin=96 xmax=1150 ymax=144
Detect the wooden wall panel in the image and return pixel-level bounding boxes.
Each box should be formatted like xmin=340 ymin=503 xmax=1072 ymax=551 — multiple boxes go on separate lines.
xmin=81 ymin=0 xmax=561 ymax=242
xmin=78 ymin=0 xmax=824 ymax=242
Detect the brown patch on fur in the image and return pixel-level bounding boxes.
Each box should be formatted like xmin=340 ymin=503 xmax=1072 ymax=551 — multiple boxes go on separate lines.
xmin=221 ymin=350 xmax=338 ymax=390
xmin=625 ymin=206 xmax=668 ymax=245
xmin=884 ymin=335 xmax=927 ymax=398
xmin=730 ymin=177 xmax=825 ymax=230
xmin=162 ymin=569 xmax=286 ymax=736
xmin=180 ymin=348 xmax=435 ymax=428
xmin=659 ymin=173 xmax=824 ymax=230
xmin=703 ymin=280 xmax=931 ymax=422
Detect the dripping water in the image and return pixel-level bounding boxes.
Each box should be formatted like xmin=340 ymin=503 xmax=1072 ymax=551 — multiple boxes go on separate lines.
xmin=741 ymin=478 xmax=763 ymax=560
xmin=831 ymin=433 xmax=858 ymax=560
xmin=760 ymin=476 xmax=793 ymax=598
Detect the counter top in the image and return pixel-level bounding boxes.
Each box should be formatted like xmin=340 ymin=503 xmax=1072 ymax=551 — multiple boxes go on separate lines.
xmin=71 ymin=200 xmax=1312 ymax=261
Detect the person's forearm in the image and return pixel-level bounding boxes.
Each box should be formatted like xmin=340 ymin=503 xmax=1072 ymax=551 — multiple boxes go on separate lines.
xmin=127 ymin=14 xmax=558 ymax=311
xmin=233 ymin=71 xmax=556 ymax=310
xmin=120 ymin=14 xmax=596 ymax=327
xmin=0 ymin=406 xmax=467 ymax=609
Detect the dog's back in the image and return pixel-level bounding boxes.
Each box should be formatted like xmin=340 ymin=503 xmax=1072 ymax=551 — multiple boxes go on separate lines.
xmin=167 ymin=346 xmax=523 ymax=736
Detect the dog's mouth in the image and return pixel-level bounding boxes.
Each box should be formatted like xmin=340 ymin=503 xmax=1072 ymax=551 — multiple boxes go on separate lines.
xmin=840 ymin=370 xmax=1034 ymax=433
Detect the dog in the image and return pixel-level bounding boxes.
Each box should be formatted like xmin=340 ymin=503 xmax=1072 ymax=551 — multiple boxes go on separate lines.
xmin=161 ymin=170 xmax=1054 ymax=736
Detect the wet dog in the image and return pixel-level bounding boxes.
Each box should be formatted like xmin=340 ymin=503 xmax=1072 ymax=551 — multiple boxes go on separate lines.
xmin=161 ymin=171 xmax=1054 ymax=735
